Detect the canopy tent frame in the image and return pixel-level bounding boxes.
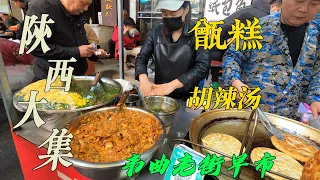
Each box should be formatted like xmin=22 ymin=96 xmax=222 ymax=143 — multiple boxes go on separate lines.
xmin=0 ymin=50 xmax=20 ymax=127
xmin=117 ymin=0 xmax=125 ymax=79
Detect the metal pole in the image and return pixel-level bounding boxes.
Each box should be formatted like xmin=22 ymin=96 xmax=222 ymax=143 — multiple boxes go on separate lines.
xmin=200 ymin=0 xmax=206 ymax=19
xmin=117 ymin=0 xmax=124 ymax=79
xmin=0 ymin=50 xmax=19 ymax=127
xmin=8 ymin=0 xmax=13 ymax=15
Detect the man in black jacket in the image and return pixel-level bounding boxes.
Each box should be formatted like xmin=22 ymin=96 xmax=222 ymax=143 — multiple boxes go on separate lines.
xmin=25 ymin=0 xmax=106 ymax=80
xmin=210 ymin=0 xmax=273 ymax=85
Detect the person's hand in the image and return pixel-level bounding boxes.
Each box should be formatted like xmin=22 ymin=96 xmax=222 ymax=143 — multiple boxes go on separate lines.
xmin=232 ymin=79 xmax=249 ymax=100
xmin=123 ymin=26 xmax=130 ymax=34
xmin=310 ymin=102 xmax=320 ymax=119
xmin=150 ymin=83 xmax=175 ymax=96
xmin=232 ymin=80 xmax=248 ymax=91
xmin=79 ymin=45 xmax=94 ymax=58
xmin=139 ymin=74 xmax=153 ymax=96
xmin=94 ymin=49 xmax=107 ymax=57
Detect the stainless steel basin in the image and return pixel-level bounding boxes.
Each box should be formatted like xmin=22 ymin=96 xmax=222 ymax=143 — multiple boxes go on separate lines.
xmin=60 ymin=106 xmax=166 ymax=180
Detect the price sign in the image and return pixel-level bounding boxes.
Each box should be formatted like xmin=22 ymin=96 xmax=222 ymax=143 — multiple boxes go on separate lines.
xmin=101 ymin=0 xmax=117 ymax=26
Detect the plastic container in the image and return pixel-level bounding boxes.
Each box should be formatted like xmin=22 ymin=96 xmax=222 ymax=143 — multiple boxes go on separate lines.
xmin=297 ymin=113 xmax=312 ymax=125
xmin=310 ymin=118 xmax=320 ymax=130
xmin=125 ymin=94 xmax=140 ymax=106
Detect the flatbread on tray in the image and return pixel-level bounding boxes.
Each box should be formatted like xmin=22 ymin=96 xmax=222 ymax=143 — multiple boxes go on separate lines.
xmin=300 ymin=150 xmax=320 ymax=180
xmin=251 ymin=147 xmax=303 ymax=180
xmin=271 ymin=134 xmax=318 ymax=162
xmin=201 ymin=133 xmax=244 ymax=160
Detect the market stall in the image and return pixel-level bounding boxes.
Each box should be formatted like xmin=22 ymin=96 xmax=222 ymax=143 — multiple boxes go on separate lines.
xmin=1 ymin=54 xmax=320 ymax=180
xmin=1 ymin=5 xmax=320 ymax=180
xmin=0 ymin=5 xmax=205 ymax=179
xmin=11 ymin=96 xmax=203 ymax=179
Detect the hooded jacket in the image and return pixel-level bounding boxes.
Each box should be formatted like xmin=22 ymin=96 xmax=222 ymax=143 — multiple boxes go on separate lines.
xmin=210 ymin=0 xmax=271 ymax=61
xmin=224 ymin=0 xmax=270 ymax=27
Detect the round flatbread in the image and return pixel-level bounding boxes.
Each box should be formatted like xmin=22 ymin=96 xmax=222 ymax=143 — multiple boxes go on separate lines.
xmin=271 ymin=134 xmax=318 ymax=162
xmin=301 ymin=150 xmax=320 ymax=180
xmin=201 ymin=133 xmax=244 ymax=160
xmin=251 ymin=147 xmax=303 ymax=180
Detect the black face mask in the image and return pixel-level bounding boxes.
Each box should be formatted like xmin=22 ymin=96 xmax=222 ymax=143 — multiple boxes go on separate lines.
xmin=163 ymin=16 xmax=184 ymax=32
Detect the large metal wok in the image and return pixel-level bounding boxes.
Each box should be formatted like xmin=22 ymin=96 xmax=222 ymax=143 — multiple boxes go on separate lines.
xmin=59 ymin=106 xmax=166 ymax=180
xmin=12 ymin=76 xmax=123 ymax=114
xmin=189 ymin=109 xmax=320 ymax=180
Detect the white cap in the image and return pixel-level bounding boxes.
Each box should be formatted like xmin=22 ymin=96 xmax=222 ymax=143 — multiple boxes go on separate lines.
xmin=155 ymin=0 xmax=190 ymax=11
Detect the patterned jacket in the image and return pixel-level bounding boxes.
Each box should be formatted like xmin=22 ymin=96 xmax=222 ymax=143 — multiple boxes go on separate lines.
xmin=222 ymin=12 xmax=320 ymax=119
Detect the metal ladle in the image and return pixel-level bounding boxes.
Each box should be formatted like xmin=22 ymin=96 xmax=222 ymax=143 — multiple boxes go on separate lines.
xmin=108 ymin=91 xmax=130 ymax=120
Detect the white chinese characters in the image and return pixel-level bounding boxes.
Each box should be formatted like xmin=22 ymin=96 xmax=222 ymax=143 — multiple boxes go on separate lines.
xmin=13 ymin=91 xmax=47 ymax=129
xmin=45 ymin=58 xmax=77 ymax=92
xmin=34 ymin=129 xmax=73 ymax=171
xmin=19 ymin=14 xmax=54 ymax=55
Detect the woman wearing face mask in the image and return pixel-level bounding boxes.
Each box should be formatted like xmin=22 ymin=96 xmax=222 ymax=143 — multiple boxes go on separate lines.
xmin=135 ymin=0 xmax=210 ymax=100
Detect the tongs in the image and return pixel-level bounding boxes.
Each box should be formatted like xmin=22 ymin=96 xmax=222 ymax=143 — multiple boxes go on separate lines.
xmin=256 ymin=108 xmax=284 ymax=140
xmin=134 ymin=85 xmax=148 ymax=110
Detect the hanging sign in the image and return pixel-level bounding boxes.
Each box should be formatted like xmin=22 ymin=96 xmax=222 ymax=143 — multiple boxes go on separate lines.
xmin=101 ymin=0 xmax=117 ymax=26
xmin=204 ymin=0 xmax=252 ymax=21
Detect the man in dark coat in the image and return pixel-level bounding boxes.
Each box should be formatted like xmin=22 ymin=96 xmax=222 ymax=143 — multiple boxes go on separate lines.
xmin=26 ymin=0 xmax=106 ymax=80
xmin=210 ymin=0 xmax=274 ymax=85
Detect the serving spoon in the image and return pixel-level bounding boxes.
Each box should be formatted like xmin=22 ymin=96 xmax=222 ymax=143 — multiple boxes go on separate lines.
xmin=85 ymin=71 xmax=103 ymax=101
xmin=108 ymin=91 xmax=130 ymax=120
xmin=94 ymin=91 xmax=130 ymax=138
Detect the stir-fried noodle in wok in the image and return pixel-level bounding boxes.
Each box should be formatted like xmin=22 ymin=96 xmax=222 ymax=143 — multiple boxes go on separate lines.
xmin=68 ymin=109 xmax=163 ymax=163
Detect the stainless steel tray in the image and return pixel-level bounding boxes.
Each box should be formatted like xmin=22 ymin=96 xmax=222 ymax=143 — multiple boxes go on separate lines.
xmin=13 ymin=76 xmax=123 ymax=114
